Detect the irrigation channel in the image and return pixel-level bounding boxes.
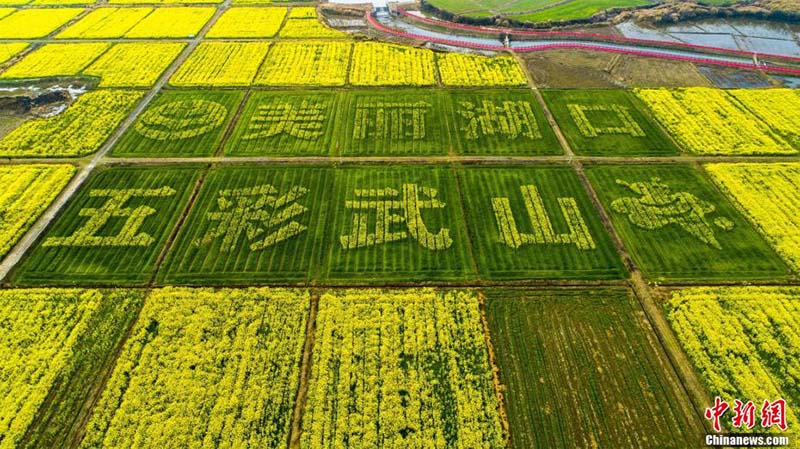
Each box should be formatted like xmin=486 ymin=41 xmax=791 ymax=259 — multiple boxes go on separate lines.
xmin=366 ymin=7 xmax=800 ymax=76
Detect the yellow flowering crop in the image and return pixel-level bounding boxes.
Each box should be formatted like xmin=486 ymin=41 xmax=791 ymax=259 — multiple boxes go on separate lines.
xmin=707 ymin=162 xmax=800 ymax=272
xmin=635 ymin=88 xmax=795 ymax=155
xmin=438 ymin=52 xmax=527 ymax=86
xmin=0 ymin=7 xmax=14 ymax=19
xmin=57 ymin=7 xmax=152 ymax=38
xmin=350 ymin=42 xmax=436 ymax=86
xmin=729 ymin=88 xmax=800 ymax=148
xmin=279 ymin=17 xmax=347 ymax=38
xmin=0 ymin=90 xmax=144 ymax=157
xmin=124 ymin=6 xmax=214 ymax=38
xmin=0 ymin=42 xmax=109 ymax=79
xmin=171 ymin=41 xmax=270 ymax=86
xmin=255 ymin=40 xmax=351 ymax=86
xmin=0 ymin=0 xmax=28 ymax=5
xmin=288 ymin=6 xmax=315 ymax=18
xmin=0 ymin=8 xmax=83 ymax=39
xmin=302 ymin=289 xmax=505 ymax=448
xmin=0 ymin=42 xmax=27 ymax=65
xmin=667 ymin=286 xmax=799 ymax=432
xmin=205 ymin=7 xmax=286 ymax=38
xmin=81 ymin=288 xmax=309 ymax=448
xmin=30 ymin=0 xmax=93 ymax=5
xmin=0 ymin=289 xmax=124 ymax=449
xmin=85 ymin=42 xmax=184 ymax=87
xmin=110 ymin=0 xmax=219 ymax=4
xmin=0 ymin=165 xmax=74 ymax=257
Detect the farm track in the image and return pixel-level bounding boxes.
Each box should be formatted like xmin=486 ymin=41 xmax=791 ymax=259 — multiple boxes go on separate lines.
xmin=523 ymin=63 xmax=717 ymax=436
xmin=288 ymin=290 xmax=319 ymax=449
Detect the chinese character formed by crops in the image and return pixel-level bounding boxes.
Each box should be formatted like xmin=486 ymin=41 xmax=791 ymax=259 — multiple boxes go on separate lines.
xmin=44 ymin=187 xmax=176 ymax=247
xmin=458 ymin=100 xmax=542 ymax=141
xmin=194 ymin=184 xmax=309 ymax=252
xmin=611 ymin=178 xmax=734 ymax=249
xmin=353 ymin=100 xmax=430 ymax=140
xmin=340 ymin=184 xmax=452 ymax=250
xmin=492 ymin=185 xmax=595 ymax=250
xmin=135 ymin=100 xmax=227 ymax=141
xmin=243 ymin=100 xmax=325 ymax=140
xmin=568 ymin=104 xmax=645 ymax=138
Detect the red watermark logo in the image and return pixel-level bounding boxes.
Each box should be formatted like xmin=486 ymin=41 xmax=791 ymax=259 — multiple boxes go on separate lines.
xmin=704 ymin=397 xmax=788 ymax=433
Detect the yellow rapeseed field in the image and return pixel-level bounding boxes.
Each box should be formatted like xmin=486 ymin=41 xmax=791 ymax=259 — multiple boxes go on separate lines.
xmin=0 ymin=43 xmax=27 ymax=65
xmin=0 ymin=42 xmax=110 ymax=79
xmin=0 ymin=8 xmax=83 ymax=39
xmin=635 ymin=88 xmax=795 ymax=155
xmin=84 ymin=42 xmax=185 ymax=87
xmin=170 ymin=41 xmax=270 ymax=86
xmin=57 ymin=7 xmax=152 ymax=38
xmin=437 ymin=52 xmax=527 ymax=86
xmin=0 ymin=165 xmax=75 ymax=258
xmin=707 ymin=162 xmax=800 ymax=272
xmin=205 ymin=7 xmax=286 ymax=38
xmin=279 ymin=18 xmax=347 ymax=38
xmin=729 ymin=88 xmax=800 ymax=148
xmin=350 ymin=42 xmax=436 ymax=86
xmin=124 ymin=6 xmax=214 ymax=38
xmin=255 ymin=40 xmax=351 ymax=86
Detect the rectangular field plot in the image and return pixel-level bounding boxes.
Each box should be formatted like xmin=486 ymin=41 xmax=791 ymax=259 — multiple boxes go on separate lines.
xmin=205 ymin=6 xmax=286 ymax=38
xmin=0 ymin=289 xmax=143 ymax=449
xmin=0 ymin=164 xmax=74 ymax=258
xmin=323 ymin=166 xmax=475 ymax=283
xmin=667 ymin=286 xmax=799 ymax=434
xmin=123 ymin=6 xmax=214 ymax=38
xmin=84 ymin=42 xmax=184 ymax=87
xmin=707 ymin=163 xmax=800 ymax=273
xmin=159 ymin=166 xmax=332 ymax=284
xmin=449 ymin=90 xmax=561 ymax=155
xmin=541 ymin=89 xmax=679 ymax=156
xmin=56 ymin=7 xmax=151 ymax=38
xmin=340 ymin=90 xmax=451 ymax=156
xmin=486 ymin=288 xmax=703 ymax=449
xmin=224 ymin=91 xmax=338 ymax=157
xmin=635 ymin=88 xmax=796 ymax=155
xmin=0 ymin=90 xmax=143 ymax=157
xmin=0 ymin=8 xmax=83 ymax=39
xmin=437 ymin=53 xmax=527 ymax=87
xmin=169 ymin=41 xmax=270 ymax=87
xmin=0 ymin=42 xmax=110 ymax=80
xmin=302 ymin=288 xmax=505 ymax=448
xmin=729 ymin=88 xmax=800 ymax=149
xmin=12 ymin=166 xmax=201 ymax=285
xmin=350 ymin=42 xmax=436 ymax=87
xmin=458 ymin=166 xmax=624 ymax=280
xmin=254 ymin=40 xmax=351 ymax=86
xmin=585 ymin=164 xmax=791 ymax=282
xmin=81 ymin=288 xmax=308 ymax=448
xmin=113 ymin=90 xmax=244 ymax=157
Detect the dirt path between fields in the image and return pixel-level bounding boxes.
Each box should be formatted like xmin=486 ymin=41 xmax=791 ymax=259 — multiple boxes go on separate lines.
xmin=0 ymin=0 xmax=231 ymax=282
xmin=289 ymin=290 xmax=320 ymax=449
xmin=522 ymin=60 xmax=717 ymax=435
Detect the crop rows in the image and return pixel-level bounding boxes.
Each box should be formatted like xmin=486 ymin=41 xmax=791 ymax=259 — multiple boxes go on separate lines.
xmin=667 ymin=286 xmax=800 ymax=434
xmin=116 ymin=89 xmax=559 ymax=157
xmin=585 ymin=164 xmax=791 ymax=281
xmin=485 ymin=288 xmax=704 ymax=448
xmin=0 ymin=164 xmax=75 ymax=258
xmin=706 ymin=163 xmax=800 ymax=272
xmin=0 ymin=41 xmax=184 ymax=88
xmin=168 ymin=41 xmax=525 ymax=87
xmin=10 ymin=162 xmax=789 ymax=286
xmin=635 ymin=87 xmax=798 ymax=155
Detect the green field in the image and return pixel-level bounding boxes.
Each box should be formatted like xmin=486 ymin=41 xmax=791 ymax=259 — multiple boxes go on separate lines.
xmin=586 ymin=164 xmax=791 ymax=281
xmin=428 ymin=0 xmax=650 ymax=21
xmin=159 ymin=166 xmax=332 ymax=284
xmin=224 ymin=90 xmax=339 ymax=157
xmin=513 ymin=0 xmax=650 ymax=22
xmin=340 ymin=90 xmax=452 ymax=156
xmin=112 ymin=90 xmax=245 ymax=157
xmin=323 ymin=165 xmax=475 ymax=282
xmin=449 ymin=90 xmax=561 ymax=155
xmin=12 ymin=166 xmax=201 ymax=285
xmin=485 ymin=287 xmax=705 ymax=449
xmin=541 ymin=90 xmax=679 ymax=156
xmin=458 ymin=166 xmax=624 ymax=280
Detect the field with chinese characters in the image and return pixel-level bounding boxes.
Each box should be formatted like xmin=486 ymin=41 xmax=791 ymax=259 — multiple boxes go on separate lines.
xmin=0 ymin=2 xmax=799 ymax=449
